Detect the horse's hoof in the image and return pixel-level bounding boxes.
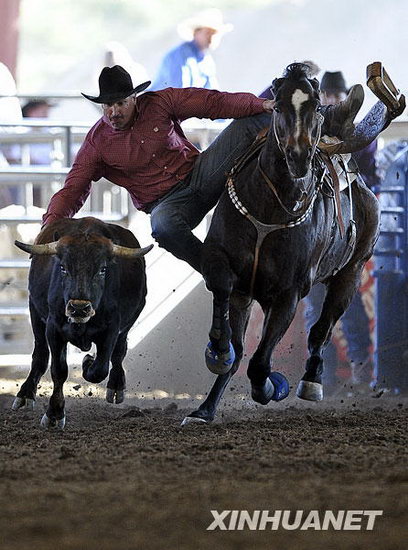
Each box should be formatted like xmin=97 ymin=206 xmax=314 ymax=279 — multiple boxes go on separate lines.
xmin=252 ymin=372 xmax=290 ymax=405
xmin=181 ymin=416 xmax=208 ymax=426
xmin=296 ymin=380 xmax=323 ymax=401
xmin=106 ymin=388 xmax=125 ymax=404
xmin=40 ymin=413 xmax=66 ymax=430
xmin=205 ymin=342 xmax=235 ymax=375
xmin=12 ymin=397 xmax=35 ymax=411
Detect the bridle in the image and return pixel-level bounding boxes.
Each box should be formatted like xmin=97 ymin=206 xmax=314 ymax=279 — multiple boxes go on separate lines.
xmin=273 ymin=108 xmax=324 ymax=158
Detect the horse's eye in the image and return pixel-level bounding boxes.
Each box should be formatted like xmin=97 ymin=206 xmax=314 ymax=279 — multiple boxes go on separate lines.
xmin=274 ymin=106 xmax=281 ymax=113
xmin=99 ymin=266 xmax=107 ymax=276
xmin=60 ymin=264 xmax=67 ymax=275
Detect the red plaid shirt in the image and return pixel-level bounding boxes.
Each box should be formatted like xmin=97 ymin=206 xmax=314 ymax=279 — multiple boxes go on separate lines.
xmin=43 ymin=87 xmax=265 ymax=224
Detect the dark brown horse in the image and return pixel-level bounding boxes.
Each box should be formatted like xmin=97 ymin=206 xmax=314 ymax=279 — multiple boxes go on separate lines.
xmin=182 ymin=63 xmax=380 ymax=425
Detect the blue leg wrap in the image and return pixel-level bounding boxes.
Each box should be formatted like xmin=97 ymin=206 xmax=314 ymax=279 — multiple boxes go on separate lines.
xmin=269 ymin=371 xmax=290 ymax=401
xmin=205 ymin=341 xmax=235 ymax=375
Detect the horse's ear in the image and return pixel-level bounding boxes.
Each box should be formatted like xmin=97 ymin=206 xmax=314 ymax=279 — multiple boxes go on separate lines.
xmin=310 ymin=78 xmax=320 ymax=93
xmin=271 ymin=77 xmax=285 ymax=96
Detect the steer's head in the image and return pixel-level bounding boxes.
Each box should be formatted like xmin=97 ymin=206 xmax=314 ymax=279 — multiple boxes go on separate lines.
xmin=15 ymin=234 xmax=152 ymax=324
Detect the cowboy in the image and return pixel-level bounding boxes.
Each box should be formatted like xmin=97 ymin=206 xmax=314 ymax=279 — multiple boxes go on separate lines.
xmin=42 ymin=64 xmax=395 ymax=273
xmin=150 ymin=8 xmax=233 ymax=90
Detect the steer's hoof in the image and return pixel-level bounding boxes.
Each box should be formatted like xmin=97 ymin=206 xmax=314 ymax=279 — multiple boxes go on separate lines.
xmin=296 ymin=380 xmax=323 ymax=401
xmin=252 ymin=372 xmax=290 ymax=405
xmin=12 ymin=397 xmax=35 ymax=411
xmin=205 ymin=342 xmax=235 ymax=375
xmin=40 ymin=413 xmax=66 ymax=430
xmin=181 ymin=416 xmax=208 ymax=426
xmin=106 ymin=388 xmax=125 ymax=404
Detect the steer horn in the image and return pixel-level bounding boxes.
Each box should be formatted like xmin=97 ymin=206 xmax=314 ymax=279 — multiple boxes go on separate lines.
xmin=111 ymin=243 xmax=154 ymax=258
xmin=15 ymin=240 xmax=59 ymax=255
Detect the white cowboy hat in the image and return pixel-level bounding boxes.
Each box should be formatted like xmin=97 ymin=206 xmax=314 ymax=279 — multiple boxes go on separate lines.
xmin=177 ymin=8 xmax=233 ymax=41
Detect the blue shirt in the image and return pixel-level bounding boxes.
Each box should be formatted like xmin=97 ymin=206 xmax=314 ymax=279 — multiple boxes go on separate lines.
xmin=150 ymin=40 xmax=218 ymax=91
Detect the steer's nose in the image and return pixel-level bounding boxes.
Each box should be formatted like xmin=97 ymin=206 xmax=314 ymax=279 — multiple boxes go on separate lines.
xmin=66 ymin=299 xmax=93 ymax=318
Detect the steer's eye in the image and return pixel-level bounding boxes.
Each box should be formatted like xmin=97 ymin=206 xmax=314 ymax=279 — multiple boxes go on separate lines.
xmin=60 ymin=264 xmax=67 ymax=275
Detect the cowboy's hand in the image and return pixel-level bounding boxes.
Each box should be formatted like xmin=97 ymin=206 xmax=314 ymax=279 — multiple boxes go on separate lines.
xmin=262 ymin=99 xmax=275 ymax=113
xmin=389 ymin=94 xmax=406 ymax=119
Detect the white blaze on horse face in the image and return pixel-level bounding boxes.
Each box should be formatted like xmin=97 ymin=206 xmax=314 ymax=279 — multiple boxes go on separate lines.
xmin=291 ymin=89 xmax=310 ymax=154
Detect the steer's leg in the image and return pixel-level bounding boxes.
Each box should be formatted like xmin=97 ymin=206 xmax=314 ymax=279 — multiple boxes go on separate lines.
xmin=182 ymin=292 xmax=253 ymax=425
xmin=106 ymin=332 xmax=128 ymax=404
xmin=247 ymin=294 xmax=295 ymax=405
xmin=12 ymin=302 xmax=49 ymax=411
xmin=41 ymin=325 xmax=68 ymax=429
xmin=82 ymin=328 xmax=118 ymax=384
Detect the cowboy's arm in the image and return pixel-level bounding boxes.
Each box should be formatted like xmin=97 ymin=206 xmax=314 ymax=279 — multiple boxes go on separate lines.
xmin=42 ymin=140 xmax=102 ymax=225
xmin=161 ymin=87 xmax=273 ymax=120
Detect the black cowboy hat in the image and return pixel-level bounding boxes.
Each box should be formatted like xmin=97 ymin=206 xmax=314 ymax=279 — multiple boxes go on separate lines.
xmin=81 ymin=65 xmax=151 ymax=104
xmin=320 ymin=71 xmax=347 ymax=94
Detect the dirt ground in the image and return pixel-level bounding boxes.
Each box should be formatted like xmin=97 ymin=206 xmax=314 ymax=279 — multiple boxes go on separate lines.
xmin=0 ymin=388 xmax=407 ymax=550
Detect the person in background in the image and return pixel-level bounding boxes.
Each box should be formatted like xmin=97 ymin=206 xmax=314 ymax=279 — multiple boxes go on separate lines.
xmin=5 ymin=99 xmax=56 ymax=167
xmin=304 ymin=70 xmax=378 ymax=392
xmin=150 ymin=8 xmax=233 ymax=91
xmin=22 ymin=99 xmax=53 ymax=119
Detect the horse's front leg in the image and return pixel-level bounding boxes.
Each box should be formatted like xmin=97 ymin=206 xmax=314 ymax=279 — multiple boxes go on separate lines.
xmin=297 ymin=262 xmax=365 ymax=401
xmin=248 ymin=293 xmax=296 ymax=405
xmin=182 ymin=293 xmax=253 ymax=425
xmin=203 ymin=248 xmax=236 ymax=375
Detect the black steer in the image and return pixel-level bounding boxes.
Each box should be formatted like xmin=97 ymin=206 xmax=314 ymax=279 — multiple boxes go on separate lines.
xmin=12 ymin=217 xmax=152 ymax=428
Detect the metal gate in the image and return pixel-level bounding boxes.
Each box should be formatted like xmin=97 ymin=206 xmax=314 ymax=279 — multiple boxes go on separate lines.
xmin=374 ymin=141 xmax=408 ymax=392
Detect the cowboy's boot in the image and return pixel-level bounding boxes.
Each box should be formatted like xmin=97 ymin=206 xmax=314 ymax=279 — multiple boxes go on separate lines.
xmin=320 ymin=84 xmax=365 ymax=140
xmin=322 ymin=94 xmax=406 ymax=155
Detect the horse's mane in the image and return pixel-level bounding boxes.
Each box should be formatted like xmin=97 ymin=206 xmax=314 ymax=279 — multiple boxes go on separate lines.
xmin=272 ymin=62 xmax=320 ymax=99
xmin=283 ymin=62 xmax=311 ymax=81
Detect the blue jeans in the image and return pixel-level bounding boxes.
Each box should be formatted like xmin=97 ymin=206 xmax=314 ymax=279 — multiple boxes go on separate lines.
xmin=149 ymin=113 xmax=271 ymax=272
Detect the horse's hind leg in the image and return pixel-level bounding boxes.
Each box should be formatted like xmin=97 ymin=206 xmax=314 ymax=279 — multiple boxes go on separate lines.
xmin=297 ymin=262 xmax=365 ymax=401
xmin=182 ymin=293 xmax=253 ymax=425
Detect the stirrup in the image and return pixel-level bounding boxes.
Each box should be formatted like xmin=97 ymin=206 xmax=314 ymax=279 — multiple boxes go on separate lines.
xmin=367 ymin=62 xmax=401 ymax=112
